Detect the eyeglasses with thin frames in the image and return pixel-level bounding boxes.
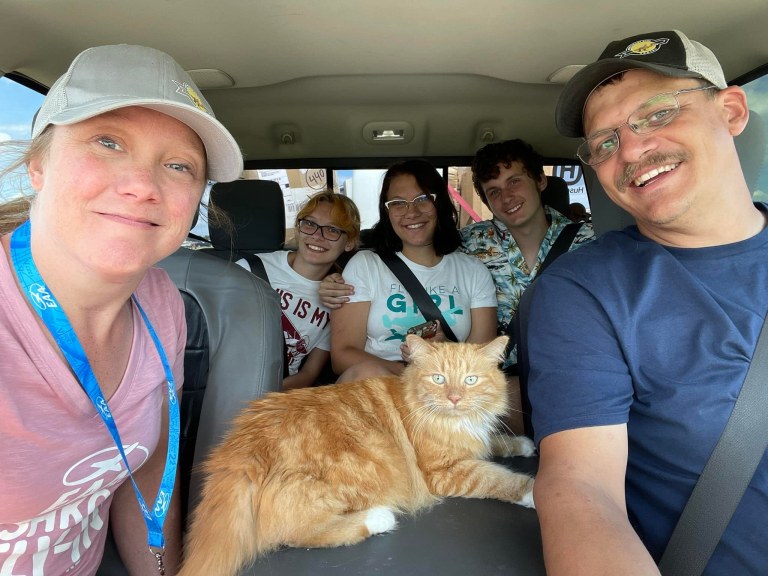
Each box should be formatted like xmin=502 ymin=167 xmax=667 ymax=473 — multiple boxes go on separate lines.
xmin=577 ymin=85 xmax=716 ymax=166
xmin=384 ymin=193 xmax=436 ymax=216
xmin=297 ymin=218 xmax=347 ymax=241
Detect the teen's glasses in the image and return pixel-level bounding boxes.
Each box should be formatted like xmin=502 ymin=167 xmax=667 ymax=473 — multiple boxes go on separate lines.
xmin=297 ymin=219 xmax=346 ymax=241
xmin=384 ymin=193 xmax=436 ymax=216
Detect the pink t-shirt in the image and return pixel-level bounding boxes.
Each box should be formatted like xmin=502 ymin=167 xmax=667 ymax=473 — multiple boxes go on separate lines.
xmin=0 ymin=248 xmax=186 ymax=576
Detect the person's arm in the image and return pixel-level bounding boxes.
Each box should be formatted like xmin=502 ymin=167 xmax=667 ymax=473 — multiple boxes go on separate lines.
xmin=319 ymin=272 xmax=355 ymax=309
xmin=466 ymin=306 xmax=498 ymax=344
xmin=535 ymin=424 xmax=660 ymax=576
xmin=283 ymin=348 xmax=330 ymax=390
xmin=330 ymin=300 xmax=404 ymax=376
xmin=111 ymin=395 xmax=183 ymax=575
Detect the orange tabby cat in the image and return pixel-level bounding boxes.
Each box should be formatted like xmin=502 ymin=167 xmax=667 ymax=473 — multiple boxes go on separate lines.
xmin=179 ymin=334 xmax=535 ymax=576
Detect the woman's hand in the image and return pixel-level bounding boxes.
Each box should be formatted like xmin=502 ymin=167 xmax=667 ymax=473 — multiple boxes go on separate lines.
xmin=400 ymin=322 xmax=447 ymax=362
xmin=319 ymin=273 xmax=355 ymax=309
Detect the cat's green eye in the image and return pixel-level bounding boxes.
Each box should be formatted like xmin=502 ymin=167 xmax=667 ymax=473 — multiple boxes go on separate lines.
xmin=432 ymin=374 xmax=446 ymax=384
xmin=464 ymin=375 xmax=478 ymax=385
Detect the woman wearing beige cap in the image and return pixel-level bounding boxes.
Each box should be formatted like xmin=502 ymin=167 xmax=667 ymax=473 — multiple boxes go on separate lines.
xmin=0 ymin=45 xmax=242 ymax=575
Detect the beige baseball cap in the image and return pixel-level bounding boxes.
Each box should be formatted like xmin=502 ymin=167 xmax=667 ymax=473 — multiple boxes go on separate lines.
xmin=32 ymin=44 xmax=243 ymax=182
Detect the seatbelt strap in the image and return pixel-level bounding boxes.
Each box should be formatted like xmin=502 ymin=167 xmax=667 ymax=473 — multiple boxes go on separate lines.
xmin=538 ymin=221 xmax=583 ymax=275
xmin=242 ymin=252 xmax=269 ymax=283
xmin=379 ymin=252 xmax=458 ymax=342
xmin=659 ymin=312 xmax=768 ymax=575
xmin=504 ymin=222 xmax=583 ymax=342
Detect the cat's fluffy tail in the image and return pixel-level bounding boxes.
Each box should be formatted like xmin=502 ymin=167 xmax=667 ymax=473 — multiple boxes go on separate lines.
xmin=179 ymin=468 xmax=262 ymax=576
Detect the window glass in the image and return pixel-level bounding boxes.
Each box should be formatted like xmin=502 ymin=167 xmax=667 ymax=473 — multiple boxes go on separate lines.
xmin=741 ymin=74 xmax=768 ymax=202
xmin=332 ymin=168 xmax=386 ymax=230
xmin=0 ymin=77 xmax=45 ymax=201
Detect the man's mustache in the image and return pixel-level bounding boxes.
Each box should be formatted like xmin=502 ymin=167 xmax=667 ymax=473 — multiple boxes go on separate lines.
xmin=615 ymin=152 xmax=689 ymax=190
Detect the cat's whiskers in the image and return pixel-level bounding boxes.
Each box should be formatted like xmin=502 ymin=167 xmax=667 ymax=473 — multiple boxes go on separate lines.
xmin=401 ymin=400 xmax=437 ymax=435
xmin=410 ymin=404 xmax=444 ymax=446
xmin=493 ymin=418 xmax=517 ymax=438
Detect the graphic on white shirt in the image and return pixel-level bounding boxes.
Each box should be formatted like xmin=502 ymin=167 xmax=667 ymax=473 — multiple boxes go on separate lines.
xmin=381 ymin=283 xmax=464 ymax=342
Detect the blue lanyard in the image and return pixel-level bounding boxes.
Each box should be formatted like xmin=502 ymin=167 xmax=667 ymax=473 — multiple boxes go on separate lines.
xmin=9 ymin=220 xmax=180 ymax=558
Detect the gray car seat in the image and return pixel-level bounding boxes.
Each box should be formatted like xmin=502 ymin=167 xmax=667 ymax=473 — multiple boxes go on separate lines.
xmin=540 ymin=175 xmax=571 ymax=216
xmin=204 ymin=179 xmax=286 ymax=261
xmin=98 ymin=248 xmax=283 ymax=576
xmin=158 ymin=248 xmax=283 ymax=521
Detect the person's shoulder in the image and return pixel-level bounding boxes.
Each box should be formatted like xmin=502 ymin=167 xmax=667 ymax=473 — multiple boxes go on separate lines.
xmin=258 ymin=250 xmax=289 ymax=266
xmin=143 ymin=265 xmax=176 ymax=290
xmin=460 ymin=219 xmax=494 ymax=241
xmin=460 ymin=219 xmax=494 ymax=233
xmin=344 ymin=248 xmax=382 ymax=271
xmin=139 ymin=266 xmax=184 ymax=309
xmin=571 ymin=220 xmax=596 ymax=246
xmin=548 ymin=227 xmax=651 ymax=276
xmin=448 ymin=250 xmax=492 ymax=272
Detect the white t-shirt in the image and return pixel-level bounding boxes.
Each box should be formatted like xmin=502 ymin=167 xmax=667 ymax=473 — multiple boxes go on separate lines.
xmin=0 ymin=249 xmax=185 ymax=576
xmin=342 ymin=250 xmax=497 ymax=361
xmin=247 ymin=251 xmax=331 ymax=376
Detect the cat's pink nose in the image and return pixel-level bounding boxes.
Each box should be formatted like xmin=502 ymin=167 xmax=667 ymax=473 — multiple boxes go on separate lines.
xmin=448 ymin=394 xmax=461 ymax=405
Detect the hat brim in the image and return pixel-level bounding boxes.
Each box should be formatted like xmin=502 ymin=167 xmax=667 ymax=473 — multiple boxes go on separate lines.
xmin=555 ymin=59 xmax=703 ymax=138
xmin=39 ymin=99 xmax=243 ymax=182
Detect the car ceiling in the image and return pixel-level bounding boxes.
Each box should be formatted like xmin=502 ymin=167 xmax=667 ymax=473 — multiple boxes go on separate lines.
xmin=2 ymin=0 xmax=767 ymax=167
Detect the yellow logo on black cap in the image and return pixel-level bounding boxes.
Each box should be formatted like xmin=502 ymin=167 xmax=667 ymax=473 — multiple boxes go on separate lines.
xmin=615 ymin=38 xmax=669 ymax=58
xmin=172 ymin=80 xmax=208 ymax=113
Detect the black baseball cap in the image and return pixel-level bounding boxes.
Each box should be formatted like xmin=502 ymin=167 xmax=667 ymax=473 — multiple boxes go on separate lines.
xmin=556 ymin=30 xmax=727 ymax=138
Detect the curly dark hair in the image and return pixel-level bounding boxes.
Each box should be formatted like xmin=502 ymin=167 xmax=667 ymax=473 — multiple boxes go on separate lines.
xmin=370 ymin=159 xmax=461 ymax=256
xmin=471 ymin=139 xmax=545 ymax=207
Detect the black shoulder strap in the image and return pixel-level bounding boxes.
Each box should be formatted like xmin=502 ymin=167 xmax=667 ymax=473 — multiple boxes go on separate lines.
xmin=538 ymin=221 xmax=583 ymax=276
xmin=659 ymin=313 xmax=768 ymax=575
xmin=513 ymin=278 xmax=537 ymax=437
xmin=510 ymin=222 xmax=584 ymax=435
xmin=241 ymin=252 xmax=269 ymax=283
xmin=378 ymin=252 xmax=458 ymax=342
xmin=505 ymin=221 xmax=583 ymax=347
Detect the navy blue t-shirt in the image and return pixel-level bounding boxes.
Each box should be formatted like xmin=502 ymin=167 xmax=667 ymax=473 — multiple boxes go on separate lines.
xmin=527 ymin=214 xmax=768 ymax=574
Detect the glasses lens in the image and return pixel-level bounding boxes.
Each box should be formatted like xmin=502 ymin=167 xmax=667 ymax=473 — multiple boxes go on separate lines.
xmin=579 ymin=130 xmax=618 ymax=166
xmin=299 ymin=219 xmax=317 ymax=235
xmin=386 ymin=200 xmax=408 ymax=215
xmin=413 ymin=194 xmax=434 ymax=211
xmin=321 ymin=226 xmax=342 ymax=241
xmin=629 ymin=92 xmax=679 ymax=133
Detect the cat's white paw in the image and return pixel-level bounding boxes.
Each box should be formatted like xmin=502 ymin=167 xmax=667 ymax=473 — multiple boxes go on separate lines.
xmin=514 ymin=436 xmax=537 ymax=457
xmin=517 ymin=489 xmax=535 ymax=509
xmin=365 ymin=506 xmax=397 ymax=535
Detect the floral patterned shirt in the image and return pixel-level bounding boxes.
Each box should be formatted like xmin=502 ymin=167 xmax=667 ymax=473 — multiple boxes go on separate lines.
xmin=460 ymin=207 xmax=595 ymax=364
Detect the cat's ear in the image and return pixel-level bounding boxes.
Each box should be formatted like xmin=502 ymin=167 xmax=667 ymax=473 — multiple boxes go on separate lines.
xmin=405 ymin=334 xmax=435 ymax=359
xmin=481 ymin=335 xmax=509 ymax=363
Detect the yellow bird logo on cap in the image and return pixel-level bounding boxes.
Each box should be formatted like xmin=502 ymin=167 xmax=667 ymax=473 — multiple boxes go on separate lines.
xmin=615 ymin=38 xmax=669 ymax=58
xmin=172 ymin=80 xmax=209 ymax=113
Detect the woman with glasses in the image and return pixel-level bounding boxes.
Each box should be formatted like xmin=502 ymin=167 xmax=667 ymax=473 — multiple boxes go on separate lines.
xmin=251 ymin=190 xmax=360 ymax=389
xmin=330 ymin=159 xmax=497 ymax=383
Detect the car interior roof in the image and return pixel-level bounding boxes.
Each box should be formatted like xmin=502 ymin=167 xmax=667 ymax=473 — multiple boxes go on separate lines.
xmin=2 ymin=0 xmax=768 ymax=167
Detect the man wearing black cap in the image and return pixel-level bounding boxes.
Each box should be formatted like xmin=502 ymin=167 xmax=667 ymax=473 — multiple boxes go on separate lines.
xmin=526 ymin=31 xmax=766 ymax=574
